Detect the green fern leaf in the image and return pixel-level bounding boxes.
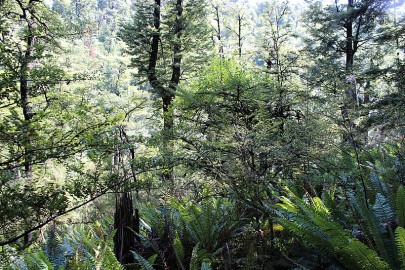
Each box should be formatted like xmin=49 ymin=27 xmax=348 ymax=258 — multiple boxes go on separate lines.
xmin=189 ymin=243 xmax=201 ymax=270
xmin=349 ymin=187 xmax=395 ymax=267
xmin=100 ymin=249 xmax=124 ymax=270
xmin=276 ymin=196 xmax=298 ymax=213
xmin=45 ymin=225 xmax=66 ymax=269
xmin=396 ymin=227 xmax=405 ymax=268
xmin=277 ymin=194 xmax=391 ymax=270
xmin=173 ymin=236 xmax=186 ymax=270
xmin=25 ymin=250 xmax=53 ymax=270
xmin=397 ymin=187 xmax=405 ymax=228
xmin=370 ymin=172 xmax=388 ymax=195
xmin=373 ymin=193 xmax=396 ymax=223
xmin=147 ymin=254 xmax=157 ymax=266
xmin=131 ymin=251 xmax=156 ymax=270
xmin=312 ymin=197 xmax=330 ymax=214
xmin=341 ymin=239 xmax=390 ymax=270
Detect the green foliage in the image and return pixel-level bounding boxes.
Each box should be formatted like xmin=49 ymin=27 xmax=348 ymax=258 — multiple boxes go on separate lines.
xmin=276 ymin=193 xmax=391 ymax=270
xmin=276 ymin=143 xmax=405 ymax=270
xmin=25 ymin=250 xmax=57 ymax=270
xmin=131 ymin=251 xmax=156 ymax=270
xmin=174 ymin=194 xmax=238 ymax=255
xmin=396 ymin=227 xmax=405 ymax=269
xmin=1 ymin=0 xmax=405 ymax=269
xmin=397 ymin=187 xmax=405 ymax=228
xmin=131 ymin=194 xmax=240 ymax=269
xmin=175 ymin=56 xmax=324 ymax=216
xmin=0 ymin=0 xmax=134 ymax=244
xmin=64 ymin=219 xmax=123 ymax=270
xmin=1 ymin=219 xmax=122 ymax=270
xmin=119 ymin=0 xmax=212 ymax=91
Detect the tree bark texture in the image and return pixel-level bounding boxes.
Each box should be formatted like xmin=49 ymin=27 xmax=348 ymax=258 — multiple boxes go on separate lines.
xmin=114 ymin=192 xmax=138 ymax=264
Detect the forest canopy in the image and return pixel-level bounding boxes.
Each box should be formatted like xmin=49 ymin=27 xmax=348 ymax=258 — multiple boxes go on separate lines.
xmin=0 ymin=0 xmax=405 ymax=269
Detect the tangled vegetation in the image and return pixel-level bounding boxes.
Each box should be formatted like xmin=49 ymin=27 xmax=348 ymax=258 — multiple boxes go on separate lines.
xmin=1 ymin=0 xmax=405 ymax=269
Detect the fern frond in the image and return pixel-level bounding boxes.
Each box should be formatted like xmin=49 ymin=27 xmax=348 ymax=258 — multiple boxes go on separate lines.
xmin=189 ymin=243 xmax=201 ymax=270
xmin=173 ymin=236 xmax=186 ymax=270
xmin=349 ymin=187 xmax=396 ymax=267
xmin=397 ymin=187 xmax=405 ymax=228
xmin=370 ymin=172 xmax=388 ymax=196
xmin=276 ymin=196 xmax=298 ymax=213
xmin=373 ymin=193 xmax=396 ymax=223
xmin=396 ymin=227 xmax=405 ymax=268
xmin=339 ymin=239 xmax=390 ymax=270
xmin=44 ymin=225 xmax=67 ymax=269
xmin=277 ymin=195 xmax=391 ymax=270
xmin=147 ymin=254 xmax=157 ymax=267
xmin=322 ymin=192 xmax=351 ymax=225
xmin=312 ymin=197 xmax=330 ymax=215
xmin=100 ymin=248 xmax=124 ymax=270
xmin=25 ymin=250 xmax=53 ymax=270
xmin=131 ymin=251 xmax=156 ymax=270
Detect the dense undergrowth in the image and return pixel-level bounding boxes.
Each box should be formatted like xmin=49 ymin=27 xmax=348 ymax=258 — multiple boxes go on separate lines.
xmin=1 ymin=142 xmax=404 ymax=269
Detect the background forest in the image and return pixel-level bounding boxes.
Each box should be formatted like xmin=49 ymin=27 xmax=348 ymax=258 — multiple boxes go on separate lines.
xmin=1 ymin=0 xmax=405 ymax=269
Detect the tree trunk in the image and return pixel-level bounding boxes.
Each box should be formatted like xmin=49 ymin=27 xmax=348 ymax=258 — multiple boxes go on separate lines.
xmin=113 ymin=126 xmax=140 ymax=265
xmin=114 ymin=192 xmax=137 ymax=265
xmin=147 ymin=0 xmax=161 ymax=91
xmin=19 ymin=1 xmax=35 ymax=178
xmin=162 ymin=95 xmax=174 ymax=182
xmin=214 ymin=6 xmax=224 ymax=56
xmin=238 ymin=13 xmax=242 ymax=58
xmin=20 ymin=55 xmax=33 ymax=178
xmin=344 ymin=0 xmax=355 ymax=105
xmin=345 ymin=0 xmax=354 ymax=70
xmin=342 ymin=0 xmax=358 ymax=146
xmin=19 ymin=2 xmax=36 ymax=244
xmin=161 ymin=0 xmax=183 ymax=183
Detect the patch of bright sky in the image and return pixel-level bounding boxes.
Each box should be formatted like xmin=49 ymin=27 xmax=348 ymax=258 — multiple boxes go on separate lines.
xmin=44 ymin=0 xmax=405 ymax=14
xmin=247 ymin=0 xmax=305 ymax=7
xmin=44 ymin=0 xmax=53 ymax=7
xmin=247 ymin=0 xmax=405 ymax=10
